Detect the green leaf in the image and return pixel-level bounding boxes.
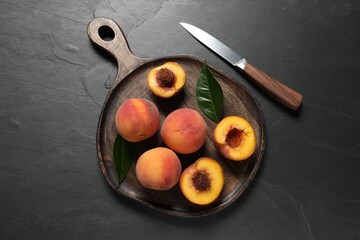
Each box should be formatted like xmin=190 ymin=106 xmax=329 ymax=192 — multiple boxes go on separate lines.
xmin=196 ymin=62 xmax=224 ymax=123
xmin=113 ymin=134 xmax=132 ymax=187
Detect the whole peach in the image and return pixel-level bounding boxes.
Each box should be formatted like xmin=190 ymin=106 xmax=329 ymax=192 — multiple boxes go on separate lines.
xmin=160 ymin=108 xmax=207 ymax=154
xmin=135 ymin=147 xmax=182 ymax=190
xmin=115 ymin=98 xmax=160 ymax=142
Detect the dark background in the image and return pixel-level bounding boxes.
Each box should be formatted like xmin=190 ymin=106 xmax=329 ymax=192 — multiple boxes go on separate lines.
xmin=1 ymin=0 xmax=359 ymax=239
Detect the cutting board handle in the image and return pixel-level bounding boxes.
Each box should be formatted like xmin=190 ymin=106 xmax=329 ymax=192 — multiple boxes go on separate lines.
xmin=87 ymin=17 xmax=146 ymax=82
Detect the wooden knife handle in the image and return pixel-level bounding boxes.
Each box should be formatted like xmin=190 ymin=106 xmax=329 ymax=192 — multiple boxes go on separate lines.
xmin=242 ymin=62 xmax=303 ymax=111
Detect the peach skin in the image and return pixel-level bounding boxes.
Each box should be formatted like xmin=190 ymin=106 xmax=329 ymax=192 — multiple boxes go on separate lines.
xmin=135 ymin=147 xmax=181 ymax=191
xmin=160 ymin=108 xmax=207 ymax=154
xmin=115 ymin=98 xmax=160 ymax=142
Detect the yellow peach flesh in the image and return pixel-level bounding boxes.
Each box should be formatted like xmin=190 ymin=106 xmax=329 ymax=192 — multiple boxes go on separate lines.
xmin=180 ymin=157 xmax=224 ymax=205
xmin=147 ymin=62 xmax=186 ymax=98
xmin=213 ymin=116 xmax=256 ymax=161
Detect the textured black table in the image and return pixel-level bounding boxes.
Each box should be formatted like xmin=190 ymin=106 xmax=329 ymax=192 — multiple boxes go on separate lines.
xmin=1 ymin=1 xmax=359 ymax=239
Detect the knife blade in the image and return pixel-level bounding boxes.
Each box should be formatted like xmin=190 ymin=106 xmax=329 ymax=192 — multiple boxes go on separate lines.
xmin=180 ymin=22 xmax=303 ymax=111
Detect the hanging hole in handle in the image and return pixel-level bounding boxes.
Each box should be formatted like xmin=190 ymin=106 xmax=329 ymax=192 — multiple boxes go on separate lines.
xmin=98 ymin=25 xmax=115 ymax=42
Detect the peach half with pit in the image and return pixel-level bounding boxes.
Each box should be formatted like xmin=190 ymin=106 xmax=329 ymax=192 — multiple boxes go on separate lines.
xmin=147 ymin=62 xmax=186 ymax=98
xmin=160 ymin=108 xmax=207 ymax=154
xmin=115 ymin=98 xmax=160 ymax=142
xmin=213 ymin=116 xmax=256 ymax=161
xmin=180 ymin=157 xmax=224 ymax=205
xmin=135 ymin=147 xmax=182 ymax=191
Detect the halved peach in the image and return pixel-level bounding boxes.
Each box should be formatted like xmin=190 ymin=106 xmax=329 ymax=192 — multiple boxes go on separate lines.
xmin=147 ymin=62 xmax=186 ymax=98
xmin=213 ymin=116 xmax=256 ymax=161
xmin=180 ymin=157 xmax=224 ymax=205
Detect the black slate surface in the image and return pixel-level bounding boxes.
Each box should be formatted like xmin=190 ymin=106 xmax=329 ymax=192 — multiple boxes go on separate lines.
xmin=1 ymin=0 xmax=359 ymax=239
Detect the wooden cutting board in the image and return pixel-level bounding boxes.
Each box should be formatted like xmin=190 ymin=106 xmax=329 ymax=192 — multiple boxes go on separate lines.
xmin=88 ymin=17 xmax=266 ymax=217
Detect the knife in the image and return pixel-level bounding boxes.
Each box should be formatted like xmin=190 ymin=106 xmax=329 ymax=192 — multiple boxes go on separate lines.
xmin=180 ymin=22 xmax=303 ymax=111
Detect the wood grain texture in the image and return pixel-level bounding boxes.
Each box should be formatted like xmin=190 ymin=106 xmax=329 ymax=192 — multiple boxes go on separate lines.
xmin=88 ymin=17 xmax=266 ymax=217
xmin=243 ymin=63 xmax=303 ymax=111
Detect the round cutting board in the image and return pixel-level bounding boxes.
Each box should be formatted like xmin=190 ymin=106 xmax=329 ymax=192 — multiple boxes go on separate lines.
xmin=88 ymin=17 xmax=266 ymax=217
